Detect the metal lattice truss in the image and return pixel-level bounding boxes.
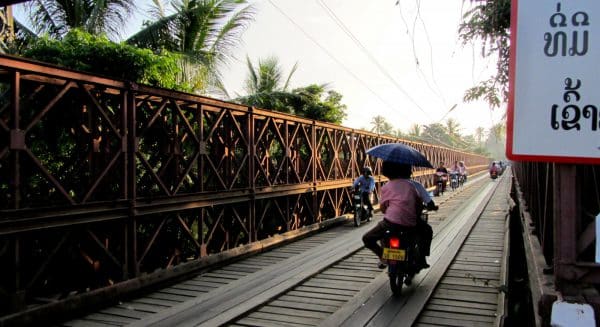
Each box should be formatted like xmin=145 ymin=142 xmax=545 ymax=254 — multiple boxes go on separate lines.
xmin=0 ymin=55 xmax=489 ymax=315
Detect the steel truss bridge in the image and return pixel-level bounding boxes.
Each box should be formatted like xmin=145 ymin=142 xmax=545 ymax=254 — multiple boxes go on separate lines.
xmin=0 ymin=54 xmax=489 ymax=324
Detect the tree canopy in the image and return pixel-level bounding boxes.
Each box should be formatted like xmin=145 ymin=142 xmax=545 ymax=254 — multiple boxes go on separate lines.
xmin=127 ymin=0 xmax=254 ymax=94
xmin=235 ymin=56 xmax=347 ymax=124
xmin=459 ymin=0 xmax=511 ymax=108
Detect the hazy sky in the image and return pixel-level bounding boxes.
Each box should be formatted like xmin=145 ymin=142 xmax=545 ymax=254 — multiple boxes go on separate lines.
xmin=14 ymin=0 xmax=506 ymax=135
xmin=223 ymin=0 xmax=506 ymax=135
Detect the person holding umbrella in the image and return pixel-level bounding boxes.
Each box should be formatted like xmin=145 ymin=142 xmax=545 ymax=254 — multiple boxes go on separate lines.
xmin=362 ymin=143 xmax=438 ymax=269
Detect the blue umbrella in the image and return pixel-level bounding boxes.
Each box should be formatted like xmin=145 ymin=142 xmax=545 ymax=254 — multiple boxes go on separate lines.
xmin=366 ymin=143 xmax=433 ymax=168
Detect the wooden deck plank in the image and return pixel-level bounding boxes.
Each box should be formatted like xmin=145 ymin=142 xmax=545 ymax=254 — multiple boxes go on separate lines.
xmin=182 ymin=279 xmax=224 ymax=288
xmin=117 ymin=301 xmax=164 ymax=313
xmin=420 ymin=309 xmax=495 ymax=323
xmin=438 ymin=283 xmax=500 ymax=294
xmin=268 ymin=299 xmax=339 ymax=313
xmin=247 ymin=311 xmax=320 ymax=326
xmin=145 ymin=292 xmax=189 ymax=302
xmin=62 ymin=319 xmax=121 ymax=327
xmin=191 ymin=276 xmax=235 ymax=284
xmin=418 ymin=316 xmax=493 ymax=327
xmin=440 ymin=276 xmax=501 ymax=288
xmin=259 ymin=306 xmax=330 ymax=319
xmin=427 ymin=298 xmax=498 ymax=311
xmin=160 ymin=287 xmax=204 ymax=298
xmin=100 ymin=307 xmax=149 ymax=320
xmin=84 ymin=313 xmax=138 ymax=324
xmin=295 ymin=286 xmax=356 ymax=297
xmin=314 ymin=273 xmax=375 ymax=283
xmin=236 ymin=316 xmax=313 ymax=327
xmin=278 ymin=295 xmax=345 ymax=307
xmin=425 ymin=303 xmax=497 ymax=316
xmin=131 ymin=297 xmax=177 ymax=307
xmin=303 ymin=279 xmax=367 ymax=291
xmin=287 ymin=290 xmax=351 ymax=302
xmin=169 ymin=283 xmax=212 ymax=293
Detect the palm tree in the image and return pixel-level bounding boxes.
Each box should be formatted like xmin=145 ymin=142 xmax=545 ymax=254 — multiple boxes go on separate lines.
xmin=236 ymin=55 xmax=298 ymax=113
xmin=370 ymin=115 xmax=387 ymax=134
xmin=490 ymin=122 xmax=506 ymax=140
xmin=127 ymin=0 xmax=254 ymax=94
xmin=474 ymin=127 xmax=486 ymax=145
xmin=23 ymin=0 xmax=136 ymax=39
xmin=243 ymin=55 xmax=298 ymax=94
xmin=445 ymin=118 xmax=461 ymax=138
xmin=408 ymin=124 xmax=421 ymax=138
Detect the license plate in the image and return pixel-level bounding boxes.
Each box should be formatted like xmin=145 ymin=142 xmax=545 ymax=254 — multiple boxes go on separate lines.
xmin=382 ymin=248 xmax=406 ymax=261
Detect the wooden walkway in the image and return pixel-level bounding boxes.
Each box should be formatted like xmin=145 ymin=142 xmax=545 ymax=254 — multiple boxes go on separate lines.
xmin=60 ymin=171 xmax=512 ymax=327
xmin=414 ymin=171 xmax=511 ymax=326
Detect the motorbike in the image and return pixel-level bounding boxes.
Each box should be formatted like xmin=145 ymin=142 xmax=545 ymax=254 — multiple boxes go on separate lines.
xmin=449 ymin=172 xmax=459 ymax=191
xmin=434 ymin=172 xmax=446 ymax=196
xmin=490 ymin=169 xmax=498 ymax=180
xmin=353 ymin=190 xmax=371 ymax=227
xmin=381 ymin=210 xmax=429 ymax=296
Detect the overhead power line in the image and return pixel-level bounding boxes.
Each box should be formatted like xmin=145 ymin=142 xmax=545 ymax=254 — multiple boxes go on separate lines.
xmin=396 ymin=0 xmax=448 ymax=108
xmin=266 ymin=0 xmax=419 ymax=126
xmin=316 ymin=0 xmax=431 ymax=119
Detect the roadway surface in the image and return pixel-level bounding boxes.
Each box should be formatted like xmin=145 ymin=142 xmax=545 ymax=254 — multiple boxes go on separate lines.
xmin=61 ymin=170 xmax=512 ymax=327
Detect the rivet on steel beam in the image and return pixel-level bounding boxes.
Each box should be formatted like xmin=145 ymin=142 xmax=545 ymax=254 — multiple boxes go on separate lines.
xmin=199 ymin=141 xmax=207 ymax=155
xmin=9 ymin=129 xmax=25 ymax=150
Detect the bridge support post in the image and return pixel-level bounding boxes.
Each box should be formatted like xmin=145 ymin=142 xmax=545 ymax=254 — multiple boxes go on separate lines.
xmin=553 ymin=164 xmax=579 ymax=284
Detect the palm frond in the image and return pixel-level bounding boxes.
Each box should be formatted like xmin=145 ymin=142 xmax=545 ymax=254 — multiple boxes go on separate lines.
xmin=208 ymin=2 xmax=254 ymax=66
xmin=26 ymin=0 xmax=66 ymax=37
xmin=126 ymin=12 xmax=178 ymax=50
xmin=282 ymin=61 xmax=298 ymax=91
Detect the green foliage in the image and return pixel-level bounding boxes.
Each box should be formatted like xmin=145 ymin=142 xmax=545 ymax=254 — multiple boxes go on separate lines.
xmin=128 ymin=0 xmax=255 ymax=94
xmin=369 ymin=115 xmax=394 ymax=135
xmin=236 ymin=56 xmax=347 ymax=124
xmin=23 ymin=0 xmax=136 ymax=39
xmin=236 ymin=84 xmax=347 ymax=124
xmin=459 ymin=0 xmax=511 ymax=108
xmin=293 ymin=85 xmax=347 ymax=124
xmin=21 ymin=29 xmax=190 ymax=91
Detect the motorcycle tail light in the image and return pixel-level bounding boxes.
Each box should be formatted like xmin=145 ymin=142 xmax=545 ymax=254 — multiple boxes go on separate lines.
xmin=389 ymin=237 xmax=400 ymax=249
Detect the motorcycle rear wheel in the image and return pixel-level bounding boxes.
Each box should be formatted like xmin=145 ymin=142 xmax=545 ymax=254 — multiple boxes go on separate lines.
xmin=389 ymin=270 xmax=405 ymax=296
xmin=354 ymin=210 xmax=361 ymax=227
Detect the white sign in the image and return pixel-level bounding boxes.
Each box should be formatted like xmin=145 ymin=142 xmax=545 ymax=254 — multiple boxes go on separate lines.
xmin=507 ymin=1 xmax=600 ymax=164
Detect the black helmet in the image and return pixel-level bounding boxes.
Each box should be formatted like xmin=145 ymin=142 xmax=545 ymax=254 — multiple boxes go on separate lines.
xmin=362 ymin=166 xmax=372 ymax=176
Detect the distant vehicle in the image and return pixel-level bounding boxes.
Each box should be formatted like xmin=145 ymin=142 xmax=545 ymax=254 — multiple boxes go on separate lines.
xmin=490 ymin=161 xmax=503 ymax=179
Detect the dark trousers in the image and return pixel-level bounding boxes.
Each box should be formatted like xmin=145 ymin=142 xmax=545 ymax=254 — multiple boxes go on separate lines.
xmin=362 ymin=218 xmax=432 ymax=259
xmin=361 ymin=192 xmax=373 ymax=212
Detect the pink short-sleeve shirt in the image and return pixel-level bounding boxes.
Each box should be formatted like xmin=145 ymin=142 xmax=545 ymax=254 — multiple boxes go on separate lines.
xmin=380 ymin=179 xmax=419 ymax=226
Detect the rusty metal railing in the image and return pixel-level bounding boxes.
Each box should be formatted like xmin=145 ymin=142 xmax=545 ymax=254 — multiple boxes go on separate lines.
xmin=512 ymin=161 xmax=600 ymax=323
xmin=0 ymin=54 xmax=489 ymax=317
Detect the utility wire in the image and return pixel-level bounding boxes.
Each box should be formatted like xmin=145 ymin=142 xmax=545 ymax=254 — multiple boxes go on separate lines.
xmin=266 ymin=0 xmax=418 ymax=125
xmin=316 ymin=0 xmax=431 ymax=118
xmin=396 ymin=0 xmax=447 ymax=107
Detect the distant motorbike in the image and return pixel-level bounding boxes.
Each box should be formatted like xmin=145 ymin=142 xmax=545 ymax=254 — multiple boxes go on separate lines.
xmin=434 ymin=172 xmax=446 ymax=196
xmin=353 ymin=190 xmax=371 ymax=227
xmin=381 ymin=210 xmax=429 ymax=296
xmin=490 ymin=169 xmax=498 ymax=180
xmin=449 ymin=172 xmax=459 ymax=191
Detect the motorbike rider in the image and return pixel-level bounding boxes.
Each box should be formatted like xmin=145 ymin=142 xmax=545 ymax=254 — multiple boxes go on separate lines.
xmin=434 ymin=162 xmax=449 ymax=195
xmin=449 ymin=161 xmax=460 ymax=186
xmin=362 ymin=161 xmax=438 ymax=270
xmin=450 ymin=161 xmax=460 ymax=174
xmin=353 ymin=167 xmax=375 ymax=218
xmin=490 ymin=161 xmax=500 ymax=176
xmin=458 ymin=161 xmax=468 ymax=183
